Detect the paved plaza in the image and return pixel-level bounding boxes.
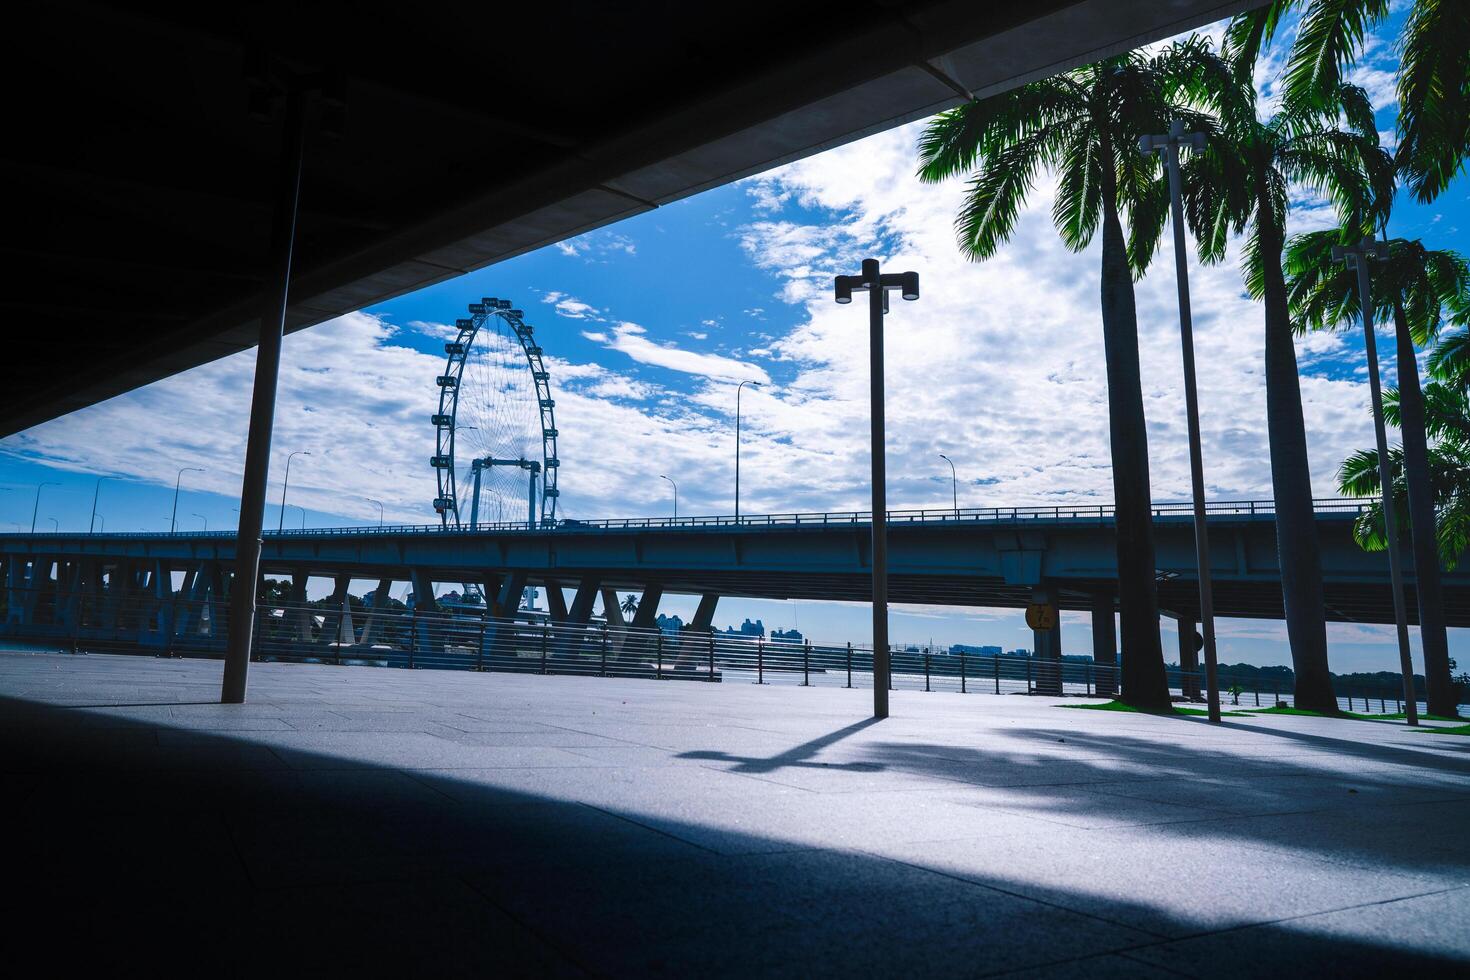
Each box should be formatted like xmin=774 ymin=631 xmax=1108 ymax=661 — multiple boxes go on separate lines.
xmin=4 ymin=648 xmax=1468 ymax=977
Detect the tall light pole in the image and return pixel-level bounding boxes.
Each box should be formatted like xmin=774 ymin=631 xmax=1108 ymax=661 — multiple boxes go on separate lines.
xmin=48 ymin=517 xmax=58 ymax=533
xmin=222 ymin=80 xmax=313 ymax=706
xmin=1334 ymin=235 xmax=1418 ymax=726
xmin=835 ymin=258 xmax=919 ymax=720
xmin=938 ymin=453 xmax=958 ymax=518
xmin=1141 ymin=121 xmax=1221 ymax=723
xmin=88 ymin=476 xmax=110 ymax=535
xmin=193 ymin=513 xmax=208 ymax=532
xmin=367 ymin=498 xmax=384 ymax=528
xmin=170 ymin=466 xmax=205 ymax=534
xmin=295 ymin=505 xmax=306 ymax=530
xmin=31 ymin=482 xmax=56 ymax=534
xmin=277 ymin=450 xmax=311 ymax=534
xmin=660 ymin=474 xmax=678 ymax=521
xmin=734 ymin=380 xmax=762 ymax=520
xmin=95 ymin=514 xmax=105 ymax=533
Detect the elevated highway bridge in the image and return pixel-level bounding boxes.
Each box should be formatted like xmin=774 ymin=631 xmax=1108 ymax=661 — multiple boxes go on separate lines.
xmin=5 ymin=500 xmax=1465 ymax=640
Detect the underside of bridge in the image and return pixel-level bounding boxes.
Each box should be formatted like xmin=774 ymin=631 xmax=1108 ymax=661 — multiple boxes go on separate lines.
xmin=3 ymin=0 xmax=1251 ymax=436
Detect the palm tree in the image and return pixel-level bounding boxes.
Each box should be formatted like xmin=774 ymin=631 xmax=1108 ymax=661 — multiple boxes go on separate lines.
xmin=1227 ymin=0 xmax=1470 ymax=201
xmin=1287 ymin=231 xmax=1470 ymax=715
xmin=620 ymin=594 xmax=639 ymax=617
xmin=1179 ymin=44 xmax=1392 ymax=711
xmin=915 ymin=45 xmax=1209 ymax=707
xmin=1340 ymin=379 xmax=1470 ymax=573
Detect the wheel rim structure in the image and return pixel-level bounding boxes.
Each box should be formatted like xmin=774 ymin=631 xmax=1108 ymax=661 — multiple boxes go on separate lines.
xmin=431 ymin=297 xmax=560 ymax=527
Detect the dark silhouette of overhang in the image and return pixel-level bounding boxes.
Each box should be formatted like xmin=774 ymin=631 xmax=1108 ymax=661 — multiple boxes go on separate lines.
xmin=2 ymin=0 xmax=1252 ymax=436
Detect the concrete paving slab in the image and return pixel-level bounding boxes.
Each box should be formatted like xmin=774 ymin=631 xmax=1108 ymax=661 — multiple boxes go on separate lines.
xmin=3 ymin=650 xmax=1466 ymax=976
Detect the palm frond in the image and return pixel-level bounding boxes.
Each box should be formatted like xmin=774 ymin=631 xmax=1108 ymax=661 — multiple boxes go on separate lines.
xmin=1396 ymin=0 xmax=1470 ymax=202
xmin=1281 ymin=0 xmax=1388 ymax=110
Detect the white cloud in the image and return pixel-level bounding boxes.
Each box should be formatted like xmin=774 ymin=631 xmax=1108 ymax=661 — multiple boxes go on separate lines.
xmin=593 ymin=322 xmax=771 ymax=385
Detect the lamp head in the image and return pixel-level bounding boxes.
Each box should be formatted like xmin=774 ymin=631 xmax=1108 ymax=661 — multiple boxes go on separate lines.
xmin=900 ymin=271 xmax=920 ymax=301
xmin=834 ymin=275 xmax=855 ymax=304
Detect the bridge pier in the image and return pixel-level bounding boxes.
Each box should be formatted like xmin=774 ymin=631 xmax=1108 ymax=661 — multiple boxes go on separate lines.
xmin=544 ymin=578 xmax=569 ymax=621
xmin=1175 ymin=614 xmax=1201 ymax=700
xmin=358 ymin=578 xmax=394 ymax=646
xmin=289 ymin=568 xmax=312 ymax=643
xmin=631 ymin=584 xmax=662 ymax=630
xmin=1091 ymin=591 xmax=1117 ymax=697
xmin=320 ymin=574 xmax=353 ymax=649
xmin=569 ymin=577 xmax=601 ymax=625
xmin=1031 ymin=585 xmax=1063 ymax=696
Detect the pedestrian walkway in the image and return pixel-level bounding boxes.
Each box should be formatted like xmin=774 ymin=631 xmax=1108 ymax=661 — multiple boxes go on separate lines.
xmin=4 ymin=650 xmax=1466 ymax=977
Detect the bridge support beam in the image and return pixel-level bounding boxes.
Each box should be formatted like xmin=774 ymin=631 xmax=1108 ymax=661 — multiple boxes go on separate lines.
xmin=690 ymin=593 xmax=720 ymax=633
xmin=1091 ymin=591 xmax=1117 ymax=697
xmin=289 ymin=569 xmax=312 ymax=643
xmin=492 ymin=573 xmax=526 ymax=619
xmin=320 ymin=574 xmax=352 ymax=648
xmin=543 ymin=578 xmax=568 ymax=621
xmin=569 ymin=578 xmax=601 ymax=625
xmin=358 ymin=579 xmax=393 ymax=647
xmin=631 ymin=584 xmax=662 ymax=630
xmin=1175 ymin=614 xmax=1201 ymax=700
xmin=600 ymin=589 xmax=625 ymax=627
xmin=1032 ymin=585 xmax=1063 ymax=696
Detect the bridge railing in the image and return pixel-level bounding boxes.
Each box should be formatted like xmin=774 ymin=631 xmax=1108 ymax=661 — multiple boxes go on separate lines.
xmin=0 ymin=497 xmax=1372 ymax=539
xmin=0 ymin=585 xmax=1432 ymax=715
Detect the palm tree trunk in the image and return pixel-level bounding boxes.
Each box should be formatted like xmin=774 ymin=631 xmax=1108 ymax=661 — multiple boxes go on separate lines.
xmin=1258 ymin=214 xmax=1336 ymax=711
xmin=1098 ymin=181 xmax=1170 ymax=708
xmin=1392 ymin=300 xmax=1455 ymax=715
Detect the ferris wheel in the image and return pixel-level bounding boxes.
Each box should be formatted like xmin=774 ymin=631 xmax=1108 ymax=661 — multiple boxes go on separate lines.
xmin=430 ymin=297 xmax=560 ymax=527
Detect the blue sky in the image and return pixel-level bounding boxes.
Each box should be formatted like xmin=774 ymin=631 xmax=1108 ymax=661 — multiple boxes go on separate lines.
xmin=3 ymin=9 xmax=1467 ymax=672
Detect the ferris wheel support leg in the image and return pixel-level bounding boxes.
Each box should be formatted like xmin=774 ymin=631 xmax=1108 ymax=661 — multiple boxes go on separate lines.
xmin=222 ymin=85 xmax=309 ymax=705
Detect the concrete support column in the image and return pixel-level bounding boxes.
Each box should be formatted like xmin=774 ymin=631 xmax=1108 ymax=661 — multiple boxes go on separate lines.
xmin=358 ymin=578 xmax=393 ymax=646
xmin=690 ymin=593 xmax=720 ymax=632
xmin=1031 ymin=585 xmax=1062 ymax=696
xmin=1177 ymin=614 xmax=1201 ymax=700
xmin=320 ymin=573 xmax=352 ymax=647
xmin=600 ymin=588 xmax=625 ymax=627
xmin=153 ymin=560 xmax=176 ymax=647
xmin=631 ymin=584 xmax=662 ymax=630
xmin=569 ymin=577 xmax=601 ymax=625
xmin=1091 ymin=590 xmax=1117 ymax=697
xmin=543 ymin=578 xmax=568 ymax=621
xmin=289 ymin=568 xmax=312 ymax=643
xmin=3 ymin=556 xmax=25 ymax=625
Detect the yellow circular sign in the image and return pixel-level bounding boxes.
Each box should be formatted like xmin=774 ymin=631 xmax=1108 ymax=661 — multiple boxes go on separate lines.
xmin=1025 ymin=603 xmax=1057 ymax=631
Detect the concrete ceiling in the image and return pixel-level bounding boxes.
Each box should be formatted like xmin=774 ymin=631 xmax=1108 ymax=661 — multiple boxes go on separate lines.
xmin=2 ymin=0 xmax=1252 ymax=437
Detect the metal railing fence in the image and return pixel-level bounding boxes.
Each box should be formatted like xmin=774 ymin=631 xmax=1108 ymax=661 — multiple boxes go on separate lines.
xmin=0 ymin=586 xmax=1440 ymax=716
xmin=0 ymin=497 xmax=1371 ymax=540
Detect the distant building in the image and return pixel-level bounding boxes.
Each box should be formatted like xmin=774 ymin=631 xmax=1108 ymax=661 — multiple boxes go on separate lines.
xmin=656 ymin=613 xmax=685 ymax=634
xmin=951 ymin=644 xmax=1003 ymax=657
xmin=719 ymin=618 xmax=765 ymax=638
xmin=770 ymin=627 xmax=804 ymax=644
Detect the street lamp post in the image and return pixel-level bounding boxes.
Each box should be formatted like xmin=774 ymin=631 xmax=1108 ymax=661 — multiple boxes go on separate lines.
xmin=295 ymin=505 xmax=306 ymax=530
xmin=1334 ymin=235 xmax=1418 ymax=726
xmin=95 ymin=514 xmax=105 ymax=533
xmin=277 ymin=451 xmax=311 ymax=534
xmin=660 ymin=475 xmax=678 ymax=521
xmin=88 ymin=477 xmax=110 ymax=535
xmin=170 ymin=466 xmax=205 ymax=534
xmin=31 ymin=482 xmax=56 ymax=534
xmin=938 ymin=453 xmax=958 ymax=518
xmin=48 ymin=517 xmax=58 ymax=533
xmin=734 ymin=380 xmax=762 ymax=519
xmin=367 ymin=498 xmax=384 ymax=529
xmin=193 ymin=513 xmax=208 ymax=532
xmin=1141 ymin=121 xmax=1221 ymax=723
xmin=835 ymin=258 xmax=920 ymax=720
